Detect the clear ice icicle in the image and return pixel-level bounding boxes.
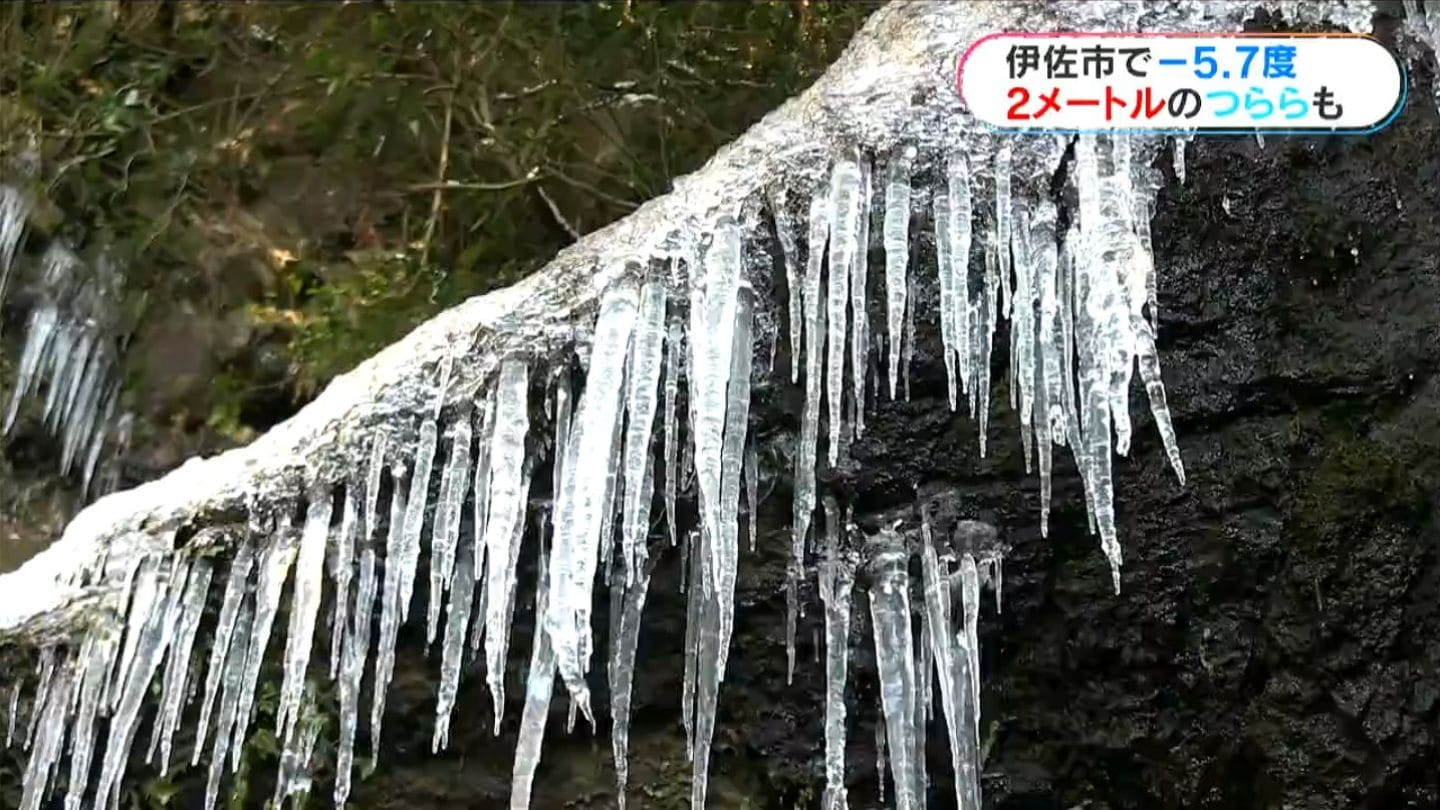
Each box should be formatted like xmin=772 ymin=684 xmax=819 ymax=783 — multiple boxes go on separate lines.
xmin=434 ymin=532 xmax=476 ymax=751
xmin=335 ymin=544 xmax=376 ymax=807
xmin=790 ymin=183 xmax=829 ymax=684
xmin=21 ymin=651 xmax=75 ymax=810
xmin=934 ymin=190 xmax=958 ymax=410
xmin=826 ymin=155 xmax=862 ymax=465
xmin=771 ymin=186 xmax=805 ymax=383
xmin=65 ymin=630 xmax=119 ymax=810
xmin=331 ymin=486 xmax=360 ymax=678
xmin=688 ymin=222 xmax=743 ymax=593
xmin=429 ymin=410 xmax=475 ymax=645
xmin=883 ymin=147 xmax=915 ymax=399
xmin=232 ymin=531 xmax=297 ymax=770
xmin=850 ymin=156 xmax=873 ymax=439
xmin=5 ymin=682 xmax=18 ymax=748
xmin=921 ymin=537 xmax=980 ymax=809
xmin=204 ymin=597 xmax=253 ymax=810
xmin=948 ymin=154 xmax=974 ymax=398
xmin=152 ymin=558 xmax=212 ymax=776
xmin=510 ymin=534 xmax=556 ymax=810
xmin=193 ymin=543 xmax=254 ymax=765
xmin=276 ymin=489 xmax=333 ymax=749
xmin=819 ymin=497 xmax=854 ymax=810
xmin=744 ymin=439 xmax=759 ymax=552
xmin=484 ymin=358 xmax=533 ymax=725
xmin=867 ymin=528 xmax=922 ymax=810
xmin=546 ymin=283 xmax=638 ymax=721
xmin=662 ymin=318 xmax=682 ymax=548
xmin=995 ymin=146 xmax=1014 ymax=320
xmin=608 ymin=552 xmax=654 ymax=810
xmin=620 ymin=280 xmax=667 ymax=583
xmin=371 ymin=461 xmax=409 ymax=755
xmin=95 ymin=559 xmax=183 ymax=810
xmin=402 ymin=415 xmax=441 ymax=622
xmin=690 ymin=284 xmax=754 ymax=810
xmin=0 ymin=185 xmax=28 ymax=301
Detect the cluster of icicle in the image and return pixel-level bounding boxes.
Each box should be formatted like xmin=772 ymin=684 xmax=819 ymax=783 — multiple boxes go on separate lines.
xmin=3 ymin=130 xmax=1183 ymax=810
xmin=1406 ymin=0 xmax=1440 ymax=112
xmin=0 ymin=183 xmax=132 ymax=499
xmin=804 ymin=494 xmax=1003 ymax=810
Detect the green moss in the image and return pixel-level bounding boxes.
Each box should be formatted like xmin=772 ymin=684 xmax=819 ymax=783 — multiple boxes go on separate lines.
xmin=1291 ymin=418 xmax=1424 ymax=539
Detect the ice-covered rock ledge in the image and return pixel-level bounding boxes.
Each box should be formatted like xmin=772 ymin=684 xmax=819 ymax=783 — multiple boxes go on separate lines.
xmin=0 ymin=0 xmax=1375 ymax=643
xmin=0 ymin=2 xmax=1410 ymax=810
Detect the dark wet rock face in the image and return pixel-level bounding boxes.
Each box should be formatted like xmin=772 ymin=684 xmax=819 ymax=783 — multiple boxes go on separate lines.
xmin=331 ymin=93 xmax=1440 ymax=810
xmin=353 ymin=66 xmax=1439 ymax=810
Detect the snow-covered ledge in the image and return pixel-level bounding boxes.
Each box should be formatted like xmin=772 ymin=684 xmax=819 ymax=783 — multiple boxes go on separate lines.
xmin=0 ymin=2 xmax=1401 ymax=810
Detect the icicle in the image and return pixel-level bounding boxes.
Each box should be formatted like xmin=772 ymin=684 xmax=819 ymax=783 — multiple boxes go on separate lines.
xmin=960 ymin=553 xmax=982 ymax=740
xmin=681 ymin=530 xmax=701 ymax=753
xmin=95 ymin=559 xmax=186 ymax=810
xmin=791 ymin=183 xmax=829 ymax=684
xmin=370 ymin=460 xmax=409 ymax=756
xmin=744 ymin=439 xmax=759 ymax=552
xmin=934 ymin=190 xmax=958 ymax=410
xmin=903 ymin=266 xmax=916 ymax=401
xmin=203 ymin=597 xmax=253 ymax=810
xmin=663 ymin=317 xmax=682 ymax=547
xmin=0 ymin=185 xmax=28 ymax=302
xmin=272 ymin=693 xmax=322 ymax=807
xmin=433 ymin=530 xmax=476 ymax=751
xmin=850 ymin=156 xmax=873 ymax=438
xmin=884 ymin=147 xmax=915 ymax=400
xmin=620 ymin=280 xmax=667 ymax=583
xmin=510 ymin=534 xmax=556 ymax=810
xmin=819 ymin=497 xmax=854 ymax=810
xmin=152 ymin=558 xmax=212 ymax=776
xmin=690 ymin=284 xmax=754 ymax=810
xmin=330 ymin=486 xmax=361 ymax=678
xmin=193 ymin=543 xmax=254 ymax=765
xmin=608 ymin=552 xmax=654 ymax=810
xmin=995 ymin=146 xmax=1013 ymax=321
xmin=1173 ymin=136 xmax=1188 ymax=185
xmin=5 ymin=682 xmax=18 ymax=748
xmin=402 ymin=415 xmax=441 ymax=621
xmin=20 ymin=651 xmax=75 ymax=810
xmin=547 ymin=283 xmax=638 ymax=722
xmin=335 ymin=545 xmax=376 ymax=807
xmin=232 ymin=530 xmax=297 ymax=771
xmin=428 ymin=410 xmax=475 ymax=645
xmin=484 ymin=358 xmax=533 ymax=726
xmin=867 ymin=527 xmax=922 ymax=810
xmin=65 ymin=630 xmax=119 ymax=810
xmin=275 ymin=489 xmax=334 ymax=754
xmin=772 ymin=186 xmax=806 ymax=383
xmin=1129 ymin=240 xmax=1186 ymax=485
xmin=826 ymin=154 xmax=862 ymax=465
xmin=688 ymin=222 xmax=744 ymax=592
xmin=922 ymin=536 xmax=980 ymax=810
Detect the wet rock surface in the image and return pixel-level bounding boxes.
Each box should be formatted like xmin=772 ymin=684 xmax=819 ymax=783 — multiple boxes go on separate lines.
xmin=337 ymin=86 xmax=1440 ymax=809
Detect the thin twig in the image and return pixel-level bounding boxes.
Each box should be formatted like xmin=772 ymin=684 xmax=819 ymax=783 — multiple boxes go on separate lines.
xmin=406 ymin=175 xmax=535 ymax=193
xmin=420 ymin=88 xmax=455 ymax=267
xmin=536 ymin=184 xmax=580 ymax=241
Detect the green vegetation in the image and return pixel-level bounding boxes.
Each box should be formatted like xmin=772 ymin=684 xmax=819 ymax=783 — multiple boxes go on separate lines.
xmin=1 ymin=1 xmax=876 ymax=437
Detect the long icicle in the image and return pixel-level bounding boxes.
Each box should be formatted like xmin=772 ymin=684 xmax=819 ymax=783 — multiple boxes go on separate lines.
xmin=484 ymin=358 xmax=533 ymax=727
xmin=546 ymin=283 xmax=639 ymax=722
xmin=819 ymin=496 xmax=854 ymax=810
